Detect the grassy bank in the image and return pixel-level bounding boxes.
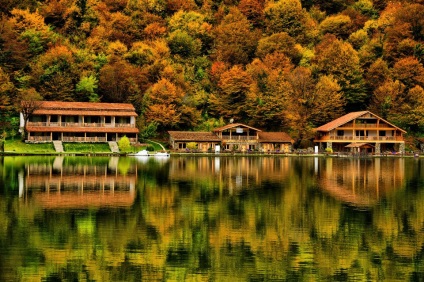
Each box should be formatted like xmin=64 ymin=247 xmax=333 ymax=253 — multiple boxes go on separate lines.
xmin=0 ymin=139 xmax=165 ymax=154
xmin=2 ymin=139 xmax=56 ymax=154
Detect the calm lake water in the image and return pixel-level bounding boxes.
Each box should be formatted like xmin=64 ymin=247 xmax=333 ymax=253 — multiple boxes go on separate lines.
xmin=1 ymin=155 xmax=424 ymax=281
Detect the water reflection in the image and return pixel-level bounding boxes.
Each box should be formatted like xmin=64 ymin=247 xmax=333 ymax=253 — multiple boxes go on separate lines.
xmin=22 ymin=156 xmax=136 ymax=209
xmin=1 ymin=156 xmax=424 ymax=281
xmin=318 ymin=158 xmax=405 ymax=207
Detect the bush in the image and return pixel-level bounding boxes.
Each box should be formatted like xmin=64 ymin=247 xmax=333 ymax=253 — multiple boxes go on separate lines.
xmin=118 ymin=136 xmax=131 ymax=151
xmin=146 ymin=145 xmax=155 ymax=152
xmin=186 ymin=142 xmax=198 ymax=150
xmin=140 ymin=121 xmax=158 ymax=141
xmin=325 ymin=147 xmax=333 ymax=154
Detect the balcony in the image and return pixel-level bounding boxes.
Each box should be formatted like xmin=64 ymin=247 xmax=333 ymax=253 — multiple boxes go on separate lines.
xmin=28 ymin=136 xmax=52 ymax=141
xmin=27 ymin=122 xmax=135 ymax=128
xmin=315 ymin=136 xmax=403 ymax=142
xmin=62 ymin=137 xmax=107 ymax=142
xmin=221 ymin=135 xmax=258 ymax=143
xmin=338 ymin=123 xmax=392 ymax=129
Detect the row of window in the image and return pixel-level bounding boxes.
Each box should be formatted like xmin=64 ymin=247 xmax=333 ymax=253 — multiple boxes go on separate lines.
xmin=337 ymin=130 xmax=389 ymax=137
xmin=30 ymin=116 xmax=131 ymax=123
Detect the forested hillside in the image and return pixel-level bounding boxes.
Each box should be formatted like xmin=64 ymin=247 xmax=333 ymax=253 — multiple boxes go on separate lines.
xmin=1 ymin=0 xmax=424 ymax=144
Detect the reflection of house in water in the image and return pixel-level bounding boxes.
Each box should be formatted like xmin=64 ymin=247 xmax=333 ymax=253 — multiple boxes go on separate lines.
xmin=21 ymin=157 xmax=136 ymax=209
xmin=169 ymin=157 xmax=292 ymax=192
xmin=318 ymin=158 xmax=405 ymax=207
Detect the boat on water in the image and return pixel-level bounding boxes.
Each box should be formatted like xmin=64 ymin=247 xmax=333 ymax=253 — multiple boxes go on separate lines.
xmin=130 ymin=150 xmax=170 ymax=157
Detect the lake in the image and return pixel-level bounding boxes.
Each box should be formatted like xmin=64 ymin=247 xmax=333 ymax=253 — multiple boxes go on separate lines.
xmin=0 ymin=155 xmax=423 ymax=281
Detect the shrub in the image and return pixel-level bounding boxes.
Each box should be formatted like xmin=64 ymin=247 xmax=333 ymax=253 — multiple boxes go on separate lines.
xmin=118 ymin=136 xmax=131 ymax=151
xmin=186 ymin=142 xmax=198 ymax=150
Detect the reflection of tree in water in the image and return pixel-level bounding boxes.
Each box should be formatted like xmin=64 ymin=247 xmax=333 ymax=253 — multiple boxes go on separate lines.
xmin=1 ymin=157 xmax=424 ymax=281
xmin=317 ymin=158 xmax=405 ymax=208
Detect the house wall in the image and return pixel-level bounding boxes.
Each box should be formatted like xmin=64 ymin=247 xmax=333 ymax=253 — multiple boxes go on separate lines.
xmin=172 ymin=141 xmax=217 ymax=152
xmin=25 ymin=113 xmax=138 ymax=143
xmin=261 ymin=143 xmax=292 ymax=153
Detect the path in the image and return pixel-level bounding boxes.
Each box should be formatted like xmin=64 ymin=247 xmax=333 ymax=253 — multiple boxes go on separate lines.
xmin=148 ymin=140 xmax=166 ymax=151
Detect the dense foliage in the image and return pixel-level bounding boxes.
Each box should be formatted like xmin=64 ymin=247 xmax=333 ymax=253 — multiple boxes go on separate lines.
xmin=1 ymin=0 xmax=424 ymax=143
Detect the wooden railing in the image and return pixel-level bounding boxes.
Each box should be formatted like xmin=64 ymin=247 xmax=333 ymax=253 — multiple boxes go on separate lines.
xmin=338 ymin=123 xmax=392 ymax=128
xmin=27 ymin=122 xmax=135 ymax=128
xmin=28 ymin=136 xmax=137 ymax=143
xmin=62 ymin=137 xmax=107 ymax=142
xmin=316 ymin=136 xmax=403 ymax=141
xmin=221 ymin=136 xmax=257 ymax=141
xmin=28 ymin=136 xmax=52 ymax=141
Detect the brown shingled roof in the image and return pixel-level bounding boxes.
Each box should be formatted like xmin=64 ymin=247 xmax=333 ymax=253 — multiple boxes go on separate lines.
xmin=258 ymin=132 xmax=293 ymax=143
xmin=168 ymin=131 xmax=221 ymax=141
xmin=315 ymin=111 xmax=368 ymax=132
xmin=213 ymin=123 xmax=262 ymax=132
xmin=315 ymin=111 xmax=406 ymax=133
xmin=32 ymin=101 xmax=138 ymax=116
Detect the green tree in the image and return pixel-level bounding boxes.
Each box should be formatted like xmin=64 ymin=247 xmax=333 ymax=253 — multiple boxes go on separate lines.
xmin=313 ymin=34 xmax=366 ymax=110
xmin=30 ymin=45 xmax=77 ymax=101
xmin=319 ymin=14 xmax=353 ymax=39
xmin=118 ymin=135 xmax=131 ymax=151
xmin=264 ymin=0 xmax=316 ymax=43
xmin=186 ymin=142 xmax=197 ymax=150
xmin=76 ymin=75 xmax=99 ymax=102
xmin=394 ymin=85 xmax=424 ymax=132
xmin=139 ymin=121 xmax=158 ymax=141
xmin=255 ymin=32 xmax=300 ymax=63
xmin=167 ymin=30 xmax=201 ymax=58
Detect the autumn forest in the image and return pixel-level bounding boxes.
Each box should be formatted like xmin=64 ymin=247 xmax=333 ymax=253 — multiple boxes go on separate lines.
xmin=1 ymin=0 xmax=424 ymax=144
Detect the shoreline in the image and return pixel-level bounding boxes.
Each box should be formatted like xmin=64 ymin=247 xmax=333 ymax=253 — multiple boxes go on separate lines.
xmin=0 ymin=151 xmax=420 ymax=158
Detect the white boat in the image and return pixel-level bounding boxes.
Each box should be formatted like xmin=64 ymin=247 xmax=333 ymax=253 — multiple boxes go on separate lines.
xmin=153 ymin=151 xmax=170 ymax=157
xmin=131 ymin=150 xmax=170 ymax=157
xmin=133 ymin=149 xmax=150 ymax=156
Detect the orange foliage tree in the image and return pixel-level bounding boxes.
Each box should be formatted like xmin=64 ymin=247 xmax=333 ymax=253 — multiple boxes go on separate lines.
xmin=209 ymin=65 xmax=253 ymax=121
xmin=213 ymin=8 xmax=260 ymax=65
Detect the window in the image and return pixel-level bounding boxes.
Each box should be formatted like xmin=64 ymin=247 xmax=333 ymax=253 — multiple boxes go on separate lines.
xmin=379 ymin=131 xmax=386 ymax=136
xmin=337 ymin=130 xmax=344 ymax=136
xmin=179 ymin=143 xmax=186 ymax=149
xmin=356 ymin=130 xmax=365 ymax=136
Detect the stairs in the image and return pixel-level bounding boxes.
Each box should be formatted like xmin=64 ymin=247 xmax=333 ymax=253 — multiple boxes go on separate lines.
xmin=108 ymin=141 xmax=119 ymax=153
xmin=53 ymin=141 xmax=64 ymax=153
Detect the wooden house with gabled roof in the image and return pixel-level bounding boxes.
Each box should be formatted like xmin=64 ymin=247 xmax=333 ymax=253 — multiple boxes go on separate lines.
xmin=168 ymin=131 xmax=221 ymax=151
xmin=314 ymin=111 xmax=406 ymax=154
xmin=169 ymin=123 xmax=294 ymax=153
xmin=22 ymin=101 xmax=139 ymax=143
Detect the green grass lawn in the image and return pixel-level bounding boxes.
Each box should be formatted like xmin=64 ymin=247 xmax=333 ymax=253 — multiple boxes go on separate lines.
xmin=146 ymin=140 xmax=167 ymax=151
xmin=3 ymin=139 xmax=56 ymax=153
xmin=1 ymin=139 xmax=163 ymax=154
xmin=63 ymin=143 xmax=112 ymax=153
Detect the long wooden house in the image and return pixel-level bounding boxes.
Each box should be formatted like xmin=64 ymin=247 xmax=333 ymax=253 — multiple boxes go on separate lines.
xmin=314 ymin=111 xmax=406 ymax=154
xmin=21 ymin=101 xmax=139 ymax=143
xmin=169 ymin=123 xmax=293 ymax=153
